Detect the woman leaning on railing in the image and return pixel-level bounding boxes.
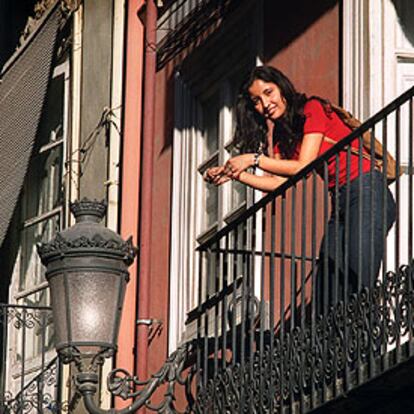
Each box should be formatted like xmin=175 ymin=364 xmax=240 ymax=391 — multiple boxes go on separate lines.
xmin=204 ymin=65 xmax=396 ymax=307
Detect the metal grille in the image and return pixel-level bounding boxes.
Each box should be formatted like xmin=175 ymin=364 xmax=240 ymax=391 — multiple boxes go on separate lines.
xmin=0 ymin=304 xmax=64 ymax=413
xmin=0 ymin=4 xmax=62 ymax=248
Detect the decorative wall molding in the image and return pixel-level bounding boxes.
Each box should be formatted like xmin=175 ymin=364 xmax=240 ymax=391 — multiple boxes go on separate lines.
xmin=19 ymin=0 xmax=80 ymax=46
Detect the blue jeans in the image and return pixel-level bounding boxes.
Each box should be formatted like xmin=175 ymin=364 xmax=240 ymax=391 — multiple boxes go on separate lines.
xmin=316 ymin=170 xmax=396 ymax=310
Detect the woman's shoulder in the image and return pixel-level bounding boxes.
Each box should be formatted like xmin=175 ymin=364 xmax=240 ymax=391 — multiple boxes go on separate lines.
xmin=303 ymin=98 xmax=334 ymax=123
xmin=304 ymin=97 xmax=328 ymax=113
xmin=301 ymin=97 xmax=333 ymax=134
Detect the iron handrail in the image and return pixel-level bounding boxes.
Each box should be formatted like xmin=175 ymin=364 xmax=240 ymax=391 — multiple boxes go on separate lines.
xmin=8 ymin=356 xmax=58 ymax=400
xmin=0 ymin=303 xmax=52 ymax=311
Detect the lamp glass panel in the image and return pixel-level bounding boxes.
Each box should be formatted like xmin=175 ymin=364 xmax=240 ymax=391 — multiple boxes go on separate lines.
xmin=67 ymin=271 xmax=124 ymax=347
xmin=48 ymin=274 xmax=68 ymax=348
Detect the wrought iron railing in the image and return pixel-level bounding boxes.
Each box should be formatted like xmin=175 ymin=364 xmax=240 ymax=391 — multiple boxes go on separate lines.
xmin=0 ymin=304 xmax=65 ymax=413
xmin=191 ymin=87 xmax=414 ymax=412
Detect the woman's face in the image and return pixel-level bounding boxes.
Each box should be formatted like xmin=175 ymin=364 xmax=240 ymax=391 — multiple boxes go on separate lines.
xmin=248 ymin=79 xmax=287 ymax=121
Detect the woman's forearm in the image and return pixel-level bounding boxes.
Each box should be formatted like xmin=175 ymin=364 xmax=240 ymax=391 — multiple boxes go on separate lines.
xmin=255 ymin=132 xmax=324 ymax=176
xmin=237 ymin=171 xmax=287 ymax=192
xmin=256 ymin=155 xmax=305 ymax=176
xmin=224 ymin=153 xmax=305 ymax=178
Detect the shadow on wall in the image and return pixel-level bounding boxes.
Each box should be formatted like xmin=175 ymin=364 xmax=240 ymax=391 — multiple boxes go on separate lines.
xmin=160 ymin=0 xmax=339 ymax=153
xmin=392 ymin=0 xmax=414 ymax=47
xmin=263 ymin=0 xmax=338 ymax=61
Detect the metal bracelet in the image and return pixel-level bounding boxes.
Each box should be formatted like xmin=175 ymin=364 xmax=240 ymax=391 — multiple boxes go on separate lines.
xmin=253 ymin=152 xmax=261 ymax=167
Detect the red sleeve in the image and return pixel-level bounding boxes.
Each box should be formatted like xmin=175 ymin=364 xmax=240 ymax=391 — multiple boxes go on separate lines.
xmin=303 ymin=99 xmax=328 ymax=135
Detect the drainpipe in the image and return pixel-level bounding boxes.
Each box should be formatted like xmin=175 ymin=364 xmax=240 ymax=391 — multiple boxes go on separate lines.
xmin=136 ymin=0 xmax=157 ymax=397
xmin=117 ymin=0 xmax=145 ymax=410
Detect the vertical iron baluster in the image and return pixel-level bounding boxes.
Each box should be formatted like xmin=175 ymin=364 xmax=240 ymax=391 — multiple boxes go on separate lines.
xmin=329 ymin=152 xmax=340 ymax=399
xmin=369 ymin=125 xmax=376 ymax=379
xmin=300 ymin=177 xmax=307 ymax=411
xmin=56 ymin=358 xmax=63 ymax=413
xmin=369 ymin=127 xmax=376 ymax=292
xmin=239 ymin=219 xmax=249 ymax=411
xmin=231 ymin=226 xmax=239 ymax=369
xmin=395 ymin=106 xmax=401 ymax=362
xmin=290 ymin=185 xmax=297 ymax=410
xmin=333 ymin=152 xmax=340 ymax=396
xmin=221 ymin=235 xmax=229 ymax=372
xmin=20 ymin=309 xmax=27 ymax=413
xmin=344 ymin=146 xmax=351 ymax=391
xmin=203 ymin=247 xmax=211 ymax=387
xmin=38 ymin=311 xmax=47 ymax=413
xmin=323 ymin=161 xmax=329 ymax=317
xmin=249 ymin=208 xmax=258 ymax=411
xmin=357 ymin=135 xmax=363 ymax=292
xmin=280 ymin=193 xmax=286 ymax=411
xmin=259 ymin=206 xmax=267 ymax=411
xmin=382 ymin=117 xmax=389 ymax=370
xmin=213 ymin=241 xmax=220 ymax=383
xmin=357 ymin=134 xmax=363 ymax=387
xmin=334 ymin=153 xmax=340 ymax=306
xmin=214 ymin=236 xmax=223 ymax=412
xmin=409 ymin=97 xmax=414 ymax=356
xmin=322 ymin=160 xmax=329 ymax=402
xmin=290 ymin=185 xmax=297 ymax=328
xmin=269 ymin=199 xmax=276 ymax=413
xmin=196 ymin=250 xmax=203 ymax=396
xmin=248 ymin=209 xmax=258 ymax=412
xmin=310 ymin=170 xmax=318 ymax=409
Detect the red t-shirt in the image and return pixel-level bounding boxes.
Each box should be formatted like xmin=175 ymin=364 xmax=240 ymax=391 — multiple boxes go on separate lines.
xmin=274 ymin=99 xmax=371 ymax=188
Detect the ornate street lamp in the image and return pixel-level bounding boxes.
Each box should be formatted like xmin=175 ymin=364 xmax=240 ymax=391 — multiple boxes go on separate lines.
xmin=37 ymin=199 xmax=192 ymax=414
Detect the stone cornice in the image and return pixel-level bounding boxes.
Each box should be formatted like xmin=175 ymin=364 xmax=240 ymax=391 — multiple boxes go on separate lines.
xmin=19 ymin=0 xmax=81 ymax=46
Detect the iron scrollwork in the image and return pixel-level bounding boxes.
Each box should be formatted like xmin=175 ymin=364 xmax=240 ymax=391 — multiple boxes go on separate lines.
xmin=1 ymin=358 xmax=70 ymax=414
xmin=75 ymin=341 xmax=196 ymax=414
xmin=193 ymin=263 xmax=414 ymax=413
xmin=0 ymin=305 xmax=67 ymax=414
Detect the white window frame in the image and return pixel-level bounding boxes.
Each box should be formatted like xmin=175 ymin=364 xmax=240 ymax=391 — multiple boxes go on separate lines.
xmin=6 ymin=60 xmax=70 ymax=397
xmin=169 ymin=71 xmax=254 ymax=352
xmin=167 ymin=0 xmax=265 ymax=353
xmin=10 ymin=60 xmax=70 ymax=304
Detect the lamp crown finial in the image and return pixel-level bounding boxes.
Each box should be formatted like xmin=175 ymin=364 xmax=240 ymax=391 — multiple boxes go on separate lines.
xmin=70 ymin=198 xmax=107 ymax=223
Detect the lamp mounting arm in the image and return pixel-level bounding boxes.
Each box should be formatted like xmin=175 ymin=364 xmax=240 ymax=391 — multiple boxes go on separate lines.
xmin=75 ymin=342 xmax=195 ymax=414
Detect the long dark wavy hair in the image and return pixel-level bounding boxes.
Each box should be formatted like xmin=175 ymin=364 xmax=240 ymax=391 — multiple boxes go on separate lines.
xmin=234 ymin=66 xmax=322 ymax=159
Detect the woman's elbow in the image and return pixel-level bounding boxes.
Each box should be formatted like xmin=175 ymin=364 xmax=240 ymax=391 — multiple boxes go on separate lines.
xmin=265 ymin=176 xmax=287 ymax=192
xmin=293 ymin=161 xmax=311 ymax=175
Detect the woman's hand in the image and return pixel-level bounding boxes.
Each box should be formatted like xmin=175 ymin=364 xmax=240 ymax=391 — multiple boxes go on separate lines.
xmin=224 ymin=154 xmax=254 ymax=179
xmin=204 ymin=166 xmax=231 ymax=186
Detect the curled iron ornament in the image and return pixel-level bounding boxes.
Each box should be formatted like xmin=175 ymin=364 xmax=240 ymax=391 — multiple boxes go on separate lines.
xmin=75 ymin=342 xmax=196 ymax=414
xmin=4 ymin=358 xmax=70 ymax=414
xmin=194 ymin=263 xmax=414 ymax=412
